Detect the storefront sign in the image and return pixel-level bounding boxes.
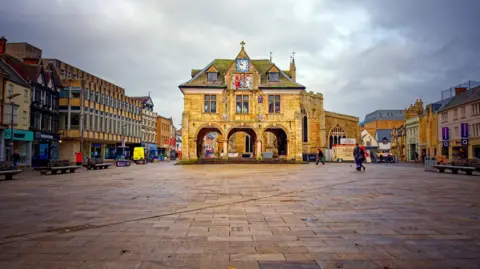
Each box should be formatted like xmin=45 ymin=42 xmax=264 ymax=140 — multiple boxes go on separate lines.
xmin=443 ymin=141 xmax=449 ymax=147
xmin=34 ymin=132 xmax=60 ymax=141
xmin=340 ymin=138 xmax=356 ymax=145
xmin=461 ymin=123 xmax=469 ymax=139
xmin=461 ymin=139 xmax=468 ymax=146
xmin=442 ymin=127 xmax=449 ymax=141
xmin=3 ymin=129 xmax=34 ymax=141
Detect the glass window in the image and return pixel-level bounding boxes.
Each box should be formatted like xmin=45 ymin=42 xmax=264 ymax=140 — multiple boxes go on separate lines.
xmin=24 ymin=89 xmax=28 ymax=103
xmin=204 ymin=95 xmax=217 ymax=113
xmin=85 ymin=89 xmax=89 ymax=100
xmin=236 ymin=95 xmax=249 ymax=114
xmin=207 ymin=72 xmax=217 ymax=82
xmin=268 ymin=72 xmax=279 ymax=82
xmin=268 ymin=95 xmax=280 ymax=113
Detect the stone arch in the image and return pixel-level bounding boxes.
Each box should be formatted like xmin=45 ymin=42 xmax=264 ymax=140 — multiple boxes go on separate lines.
xmin=262 ymin=124 xmax=290 ymax=158
xmin=226 ymin=125 xmax=259 ymax=158
xmin=328 ymin=124 xmax=347 ymax=149
xmin=195 ymin=124 xmax=225 ymax=159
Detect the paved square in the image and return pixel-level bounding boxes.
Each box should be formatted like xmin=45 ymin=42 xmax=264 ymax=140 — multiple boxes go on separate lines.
xmin=0 ymin=163 xmax=479 ymax=268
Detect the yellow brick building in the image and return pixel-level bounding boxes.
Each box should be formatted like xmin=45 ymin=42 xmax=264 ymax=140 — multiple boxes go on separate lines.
xmin=180 ymin=43 xmax=359 ymax=161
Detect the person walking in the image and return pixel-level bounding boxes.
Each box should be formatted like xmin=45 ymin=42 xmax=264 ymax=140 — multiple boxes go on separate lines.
xmin=12 ymin=150 xmax=20 ymax=170
xmin=353 ymin=143 xmax=366 ymax=171
xmin=316 ymin=148 xmax=325 ymax=165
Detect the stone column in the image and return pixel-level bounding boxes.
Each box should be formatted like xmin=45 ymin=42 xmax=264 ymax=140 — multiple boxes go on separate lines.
xmin=256 ymin=139 xmax=261 ymax=159
xmin=223 ymin=140 xmax=228 ymax=159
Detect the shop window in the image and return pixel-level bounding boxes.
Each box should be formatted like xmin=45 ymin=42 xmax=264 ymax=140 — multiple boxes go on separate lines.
xmin=461 ymin=106 xmax=466 ymax=118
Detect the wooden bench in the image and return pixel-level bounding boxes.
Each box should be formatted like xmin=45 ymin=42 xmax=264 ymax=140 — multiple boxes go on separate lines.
xmin=0 ymin=170 xmax=23 ymax=180
xmin=36 ymin=165 xmax=81 ymax=175
xmin=85 ymin=163 xmax=112 ymax=170
xmin=433 ymin=165 xmax=475 ymax=175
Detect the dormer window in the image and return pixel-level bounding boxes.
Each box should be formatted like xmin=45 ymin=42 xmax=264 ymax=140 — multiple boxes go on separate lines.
xmin=268 ymin=72 xmax=279 ymax=82
xmin=207 ymin=72 xmax=218 ymax=82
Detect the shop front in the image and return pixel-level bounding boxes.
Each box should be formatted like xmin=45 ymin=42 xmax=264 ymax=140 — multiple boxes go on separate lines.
xmin=105 ymin=144 xmax=117 ymax=160
xmin=91 ymin=143 xmax=102 ymax=158
xmin=3 ymin=129 xmax=34 ymax=167
xmin=32 ymin=131 xmax=60 ymax=167
xmin=142 ymin=143 xmax=158 ymax=160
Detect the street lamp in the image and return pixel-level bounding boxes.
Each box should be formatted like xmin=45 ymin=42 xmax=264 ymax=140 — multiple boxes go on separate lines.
xmin=7 ymin=93 xmax=21 ymax=161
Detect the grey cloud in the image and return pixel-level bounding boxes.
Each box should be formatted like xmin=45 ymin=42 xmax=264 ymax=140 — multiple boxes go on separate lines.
xmin=1 ymin=0 xmax=479 ymax=124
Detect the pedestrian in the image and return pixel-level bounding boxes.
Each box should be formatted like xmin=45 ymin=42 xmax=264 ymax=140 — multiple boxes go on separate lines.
xmin=11 ymin=150 xmax=20 ymax=170
xmin=316 ymin=148 xmax=325 ymax=165
xmin=353 ymin=143 xmax=366 ymax=171
xmin=421 ymin=150 xmax=426 ymax=164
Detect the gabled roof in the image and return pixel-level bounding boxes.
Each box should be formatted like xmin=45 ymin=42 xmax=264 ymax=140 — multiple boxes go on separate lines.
xmin=179 ymin=59 xmax=305 ymax=89
xmin=0 ymin=59 xmax=29 ymax=87
xmin=0 ymin=54 xmax=42 ymax=84
xmin=438 ymin=86 xmax=480 ymax=112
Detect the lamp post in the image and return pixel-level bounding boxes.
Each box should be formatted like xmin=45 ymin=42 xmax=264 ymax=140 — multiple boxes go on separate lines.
xmin=7 ymin=93 xmax=21 ymax=161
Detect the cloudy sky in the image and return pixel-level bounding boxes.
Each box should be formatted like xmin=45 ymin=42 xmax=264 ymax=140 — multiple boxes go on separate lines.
xmin=1 ymin=0 xmax=479 ymax=125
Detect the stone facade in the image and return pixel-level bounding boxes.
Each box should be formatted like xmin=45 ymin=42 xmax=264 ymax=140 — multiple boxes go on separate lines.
xmin=405 ymin=116 xmax=420 ymax=161
xmin=438 ymin=86 xmax=480 ymax=160
xmin=180 ymin=43 xmax=359 ymax=161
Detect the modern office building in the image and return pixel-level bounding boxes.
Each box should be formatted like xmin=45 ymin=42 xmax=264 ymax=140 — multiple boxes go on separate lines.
xmin=42 ymin=59 xmax=143 ymax=162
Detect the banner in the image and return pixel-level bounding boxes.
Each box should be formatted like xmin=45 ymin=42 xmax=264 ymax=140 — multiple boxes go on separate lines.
xmin=442 ymin=127 xmax=449 ymax=141
xmin=461 ymin=123 xmax=469 ymax=139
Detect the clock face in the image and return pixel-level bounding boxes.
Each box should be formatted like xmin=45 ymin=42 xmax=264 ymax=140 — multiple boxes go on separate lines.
xmin=236 ymin=58 xmax=249 ymax=72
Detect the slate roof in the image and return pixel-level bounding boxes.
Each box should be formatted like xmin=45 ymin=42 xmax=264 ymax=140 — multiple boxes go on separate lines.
xmin=0 ymin=58 xmax=29 ymax=87
xmin=438 ymin=85 xmax=480 ymax=112
xmin=179 ymin=59 xmax=305 ymax=89
xmin=0 ymin=54 xmax=42 ymax=83
xmin=376 ymin=129 xmax=392 ymax=142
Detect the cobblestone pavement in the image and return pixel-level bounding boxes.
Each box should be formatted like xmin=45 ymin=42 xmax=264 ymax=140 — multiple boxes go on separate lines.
xmin=0 ymin=162 xmax=479 ymax=269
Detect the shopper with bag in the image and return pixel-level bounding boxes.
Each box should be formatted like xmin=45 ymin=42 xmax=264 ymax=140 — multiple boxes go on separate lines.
xmin=316 ymin=148 xmax=325 ymax=165
xmin=353 ymin=143 xmax=366 ymax=171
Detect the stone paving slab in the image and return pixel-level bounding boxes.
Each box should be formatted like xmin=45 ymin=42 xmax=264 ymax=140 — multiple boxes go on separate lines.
xmin=0 ymin=163 xmax=479 ymax=268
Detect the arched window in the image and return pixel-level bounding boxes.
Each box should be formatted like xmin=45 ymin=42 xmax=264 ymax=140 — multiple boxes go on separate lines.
xmin=328 ymin=125 xmax=347 ymax=148
xmin=301 ymin=108 xmax=308 ymax=142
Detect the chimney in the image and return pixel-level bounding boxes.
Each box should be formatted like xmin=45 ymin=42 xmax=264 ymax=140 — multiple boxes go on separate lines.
xmin=0 ymin=36 xmax=7 ymax=55
xmin=455 ymin=87 xmax=467 ymax=95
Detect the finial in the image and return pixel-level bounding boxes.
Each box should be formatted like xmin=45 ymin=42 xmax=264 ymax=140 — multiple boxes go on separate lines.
xmin=292 ymin=52 xmax=295 ymax=62
xmin=240 ymin=41 xmax=245 ymax=48
xmin=269 ymin=52 xmax=272 ymax=62
xmin=148 ymin=91 xmax=151 ymax=97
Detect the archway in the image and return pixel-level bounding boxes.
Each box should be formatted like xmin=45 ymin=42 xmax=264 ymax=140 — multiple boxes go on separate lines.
xmin=196 ymin=127 xmax=223 ymax=158
xmin=328 ymin=125 xmax=347 ymax=149
xmin=263 ymin=127 xmax=288 ymax=158
xmin=227 ymin=127 xmax=257 ymax=158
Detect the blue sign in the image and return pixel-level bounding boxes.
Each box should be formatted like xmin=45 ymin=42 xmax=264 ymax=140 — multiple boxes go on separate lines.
xmin=461 ymin=139 xmax=468 ymax=146
xmin=3 ymin=129 xmax=34 ymax=141
xmin=39 ymin=143 xmax=49 ymax=160
xmin=461 ymin=123 xmax=469 ymax=139
xmin=443 ymin=141 xmax=449 ymax=148
xmin=442 ymin=127 xmax=449 ymax=141
xmin=258 ymin=96 xmax=263 ymax=103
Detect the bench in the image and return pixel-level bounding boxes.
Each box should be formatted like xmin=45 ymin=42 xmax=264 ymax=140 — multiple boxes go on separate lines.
xmin=86 ymin=163 xmax=112 ymax=170
xmin=36 ymin=165 xmax=81 ymax=175
xmin=433 ymin=165 xmax=475 ymax=175
xmin=35 ymin=160 xmax=81 ymax=175
xmin=83 ymin=158 xmax=112 ymax=170
xmin=0 ymin=170 xmax=23 ymax=180
xmin=0 ymin=161 xmax=23 ymax=180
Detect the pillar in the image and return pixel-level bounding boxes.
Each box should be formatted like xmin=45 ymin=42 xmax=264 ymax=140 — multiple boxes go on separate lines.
xmin=223 ymin=140 xmax=228 ymax=159
xmin=256 ymin=139 xmax=261 ymax=159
